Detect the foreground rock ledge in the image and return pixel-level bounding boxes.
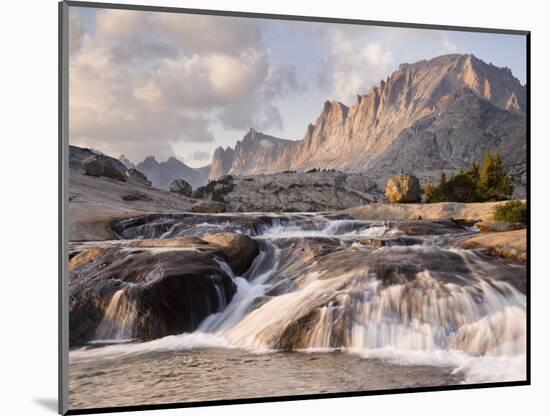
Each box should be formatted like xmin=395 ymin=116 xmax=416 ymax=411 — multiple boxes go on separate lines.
xmin=68 ymin=233 xmax=259 ymax=345
xmin=345 ymin=201 xmax=520 ymax=222
xmin=459 ymin=229 xmax=526 ymax=262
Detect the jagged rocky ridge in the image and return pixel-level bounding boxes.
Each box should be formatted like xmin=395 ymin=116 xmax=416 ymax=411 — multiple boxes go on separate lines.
xmin=209 ymin=54 xmax=526 ymax=195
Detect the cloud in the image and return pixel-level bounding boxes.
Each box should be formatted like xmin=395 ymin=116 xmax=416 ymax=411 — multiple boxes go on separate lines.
xmin=326 ymin=29 xmax=395 ymax=103
xmin=310 ymin=25 xmax=466 ymax=104
xmin=68 ymin=11 xmax=85 ymax=53
xmin=68 ymin=8 xmax=301 ymax=161
xmin=441 ymin=35 xmax=458 ymax=53
xmin=191 ymin=150 xmax=212 ymax=162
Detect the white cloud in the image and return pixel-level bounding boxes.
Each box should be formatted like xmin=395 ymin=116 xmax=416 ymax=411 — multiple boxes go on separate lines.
xmin=68 ymin=11 xmax=85 ymax=53
xmin=68 ymin=8 xmax=302 ymax=161
xmin=441 ymin=35 xmax=458 ymax=53
xmin=326 ymin=30 xmax=394 ymax=103
xmin=311 ymin=25 xmax=466 ymax=104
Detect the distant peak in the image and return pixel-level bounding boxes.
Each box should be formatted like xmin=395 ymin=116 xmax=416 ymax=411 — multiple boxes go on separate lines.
xmin=143 ymin=155 xmax=157 ymax=163
xmin=244 ymin=127 xmax=261 ymax=140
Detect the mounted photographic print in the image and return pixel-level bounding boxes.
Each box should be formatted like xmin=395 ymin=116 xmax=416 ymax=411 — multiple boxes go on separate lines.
xmin=59 ymin=1 xmax=530 ymax=414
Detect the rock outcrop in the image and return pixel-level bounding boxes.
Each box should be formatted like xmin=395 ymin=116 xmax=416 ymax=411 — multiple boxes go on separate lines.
xmin=195 ymin=171 xmax=382 ymax=212
xmin=69 ymin=145 xmax=198 ymax=241
xmin=459 ymin=229 xmax=526 ymax=262
xmin=202 ymin=233 xmax=259 ymax=275
xmin=474 ymin=221 xmax=525 ymax=233
xmin=68 ymin=234 xmax=260 ymax=344
xmin=81 ymin=154 xmax=127 ymax=182
xmin=169 ymin=179 xmax=192 ymax=197
xmin=344 ymin=200 xmax=517 ymax=222
xmin=385 ymin=174 xmax=421 ymax=203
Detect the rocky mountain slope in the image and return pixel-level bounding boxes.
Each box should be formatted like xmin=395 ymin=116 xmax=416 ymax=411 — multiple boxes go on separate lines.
xmin=195 ymin=171 xmax=383 ymax=212
xmin=365 ymin=88 xmax=527 ymax=191
xmin=209 ymin=128 xmax=294 ymax=180
xmin=135 ymin=156 xmax=209 ymax=190
xmin=208 ymin=54 xmax=526 ymax=195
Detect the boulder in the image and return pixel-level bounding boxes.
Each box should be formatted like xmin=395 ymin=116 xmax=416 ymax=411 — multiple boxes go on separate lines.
xmin=82 ymin=154 xmax=127 ymax=182
xmin=202 ymin=232 xmax=259 ymax=275
xmin=385 ymin=174 xmax=421 ymax=203
xmin=169 ymin=179 xmax=192 ymax=197
xmin=126 ymin=168 xmax=151 ymax=187
xmin=68 ymin=241 xmax=236 ymax=345
xmin=474 ymin=221 xmax=525 ymax=233
xmin=191 ymin=200 xmax=226 ymax=213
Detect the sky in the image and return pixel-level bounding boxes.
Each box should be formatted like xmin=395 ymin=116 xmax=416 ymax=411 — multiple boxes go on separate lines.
xmin=68 ymin=6 xmax=527 ymax=167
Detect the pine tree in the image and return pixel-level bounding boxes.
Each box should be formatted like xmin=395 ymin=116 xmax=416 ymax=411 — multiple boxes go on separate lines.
xmin=478 ymin=150 xmax=513 ymax=201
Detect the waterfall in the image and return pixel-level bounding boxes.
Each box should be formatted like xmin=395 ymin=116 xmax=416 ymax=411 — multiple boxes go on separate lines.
xmin=75 ymin=212 xmax=526 ymax=384
xmin=95 ymin=289 xmax=138 ymax=341
xmin=221 ymin=246 xmax=525 ymax=360
xmin=200 ymin=241 xmax=281 ymax=332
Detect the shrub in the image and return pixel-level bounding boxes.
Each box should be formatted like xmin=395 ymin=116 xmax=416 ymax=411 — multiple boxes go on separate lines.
xmin=425 ymin=164 xmax=480 ymax=203
xmin=424 ymin=150 xmax=513 ymax=203
xmin=493 ymin=200 xmax=527 ymax=224
xmin=192 ymin=175 xmax=234 ymax=202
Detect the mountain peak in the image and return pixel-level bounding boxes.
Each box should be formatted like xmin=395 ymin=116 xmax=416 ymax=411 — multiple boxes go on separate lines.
xmin=244 ymin=127 xmax=258 ymax=139
xmin=118 ymin=154 xmax=135 ymax=169
xmin=143 ymin=155 xmax=158 ymax=164
xmin=166 ymin=156 xmax=184 ymax=165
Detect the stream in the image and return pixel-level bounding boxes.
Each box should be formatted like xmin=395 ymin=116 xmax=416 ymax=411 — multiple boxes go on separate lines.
xmin=69 ymin=213 xmax=526 ymax=409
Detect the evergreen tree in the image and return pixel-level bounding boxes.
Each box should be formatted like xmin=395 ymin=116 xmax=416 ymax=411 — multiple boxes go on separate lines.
xmin=423 ymin=150 xmax=513 ymax=203
xmin=478 ymin=150 xmax=513 ymax=200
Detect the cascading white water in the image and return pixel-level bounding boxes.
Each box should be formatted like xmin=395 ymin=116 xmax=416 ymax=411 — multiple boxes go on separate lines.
xmin=75 ymin=214 xmax=526 ymax=384
xmin=200 ymin=241 xmax=282 ymax=332
xmin=222 ymin=254 xmax=525 ymax=352
xmin=94 ymin=289 xmax=138 ymax=341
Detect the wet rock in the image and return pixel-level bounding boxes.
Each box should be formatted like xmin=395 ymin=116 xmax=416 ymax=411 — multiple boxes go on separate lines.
xmin=474 ymin=221 xmax=525 ymax=233
xmin=68 ymin=241 xmax=236 ymax=345
xmin=360 ymin=237 xmax=422 ymax=247
xmin=202 ymin=232 xmax=259 ymax=275
xmin=360 ymin=238 xmax=385 ymax=248
xmin=82 ymin=154 xmax=127 ymax=182
xmin=126 ymin=168 xmax=152 ymax=187
xmin=460 ymin=229 xmax=526 ymax=262
xmin=69 ymin=247 xmax=109 ymax=272
xmin=392 ymin=219 xmax=465 ymax=235
xmin=191 ymin=200 xmax=226 ymax=213
xmin=385 ymin=174 xmax=421 ymax=203
xmin=129 ymin=237 xmax=208 ymax=248
xmin=169 ymin=179 xmax=192 ymax=197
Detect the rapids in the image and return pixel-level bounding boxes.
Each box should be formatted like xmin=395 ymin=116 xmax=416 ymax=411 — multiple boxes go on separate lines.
xmin=69 ymin=212 xmax=527 ymax=407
